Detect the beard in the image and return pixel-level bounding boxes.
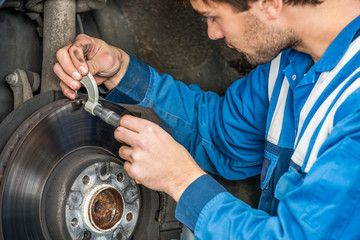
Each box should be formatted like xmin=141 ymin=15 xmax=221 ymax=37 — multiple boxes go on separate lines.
xmin=237 ymin=12 xmax=301 ymax=65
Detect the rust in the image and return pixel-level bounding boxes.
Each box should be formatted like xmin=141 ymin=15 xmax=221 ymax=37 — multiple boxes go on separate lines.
xmin=90 ymin=188 xmax=124 ymax=230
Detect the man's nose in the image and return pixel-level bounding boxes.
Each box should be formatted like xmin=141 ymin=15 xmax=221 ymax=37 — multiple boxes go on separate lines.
xmin=207 ymin=22 xmax=224 ymax=40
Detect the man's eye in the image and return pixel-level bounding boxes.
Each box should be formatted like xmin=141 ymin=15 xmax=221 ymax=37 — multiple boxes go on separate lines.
xmin=202 ymin=16 xmax=215 ymax=23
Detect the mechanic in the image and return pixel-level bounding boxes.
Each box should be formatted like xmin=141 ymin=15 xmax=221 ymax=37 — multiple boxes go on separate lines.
xmin=54 ymin=0 xmax=360 ymax=238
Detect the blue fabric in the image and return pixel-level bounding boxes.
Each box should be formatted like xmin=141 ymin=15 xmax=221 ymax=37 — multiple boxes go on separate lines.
xmin=107 ymin=55 xmax=150 ymax=104
xmin=106 ymin=15 xmax=360 ymax=239
xmin=258 ymin=142 xmax=293 ymax=215
xmin=108 ymin=58 xmax=267 ymax=179
xmin=175 ymin=174 xmax=226 ymax=230
xmin=0 ymin=0 xmax=4 ymax=7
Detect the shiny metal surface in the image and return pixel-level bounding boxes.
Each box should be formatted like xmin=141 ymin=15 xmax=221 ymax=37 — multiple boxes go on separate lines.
xmin=66 ymin=162 xmax=139 ymax=239
xmin=80 ymin=73 xmax=100 ymax=115
xmin=81 ymin=73 xmax=123 ymax=127
xmin=0 ymin=98 xmax=126 ymax=239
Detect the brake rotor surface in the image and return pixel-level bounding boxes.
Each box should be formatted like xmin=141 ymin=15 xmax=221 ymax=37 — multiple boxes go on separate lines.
xmin=0 ymin=97 xmax=131 ymax=239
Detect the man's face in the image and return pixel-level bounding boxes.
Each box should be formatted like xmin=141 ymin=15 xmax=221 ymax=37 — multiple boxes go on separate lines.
xmin=190 ymin=0 xmax=299 ymax=65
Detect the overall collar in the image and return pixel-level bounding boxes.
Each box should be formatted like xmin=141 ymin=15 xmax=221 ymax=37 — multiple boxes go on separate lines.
xmin=283 ymin=15 xmax=360 ymax=89
xmin=314 ymin=14 xmax=360 ymax=72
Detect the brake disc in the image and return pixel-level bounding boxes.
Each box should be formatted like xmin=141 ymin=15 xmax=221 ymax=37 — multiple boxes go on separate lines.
xmin=0 ymin=97 xmax=139 ymax=239
xmin=0 ymin=93 xmax=182 ymax=240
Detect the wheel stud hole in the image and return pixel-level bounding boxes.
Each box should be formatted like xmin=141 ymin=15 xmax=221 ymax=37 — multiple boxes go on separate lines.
xmin=82 ymin=175 xmax=90 ymax=185
xmin=113 ymin=230 xmax=123 ymax=240
xmin=71 ymin=218 xmax=78 ymax=227
xmin=126 ymin=212 xmax=133 ymax=222
xmin=80 ymin=230 xmax=92 ymax=240
xmin=117 ymin=172 xmax=124 ymax=182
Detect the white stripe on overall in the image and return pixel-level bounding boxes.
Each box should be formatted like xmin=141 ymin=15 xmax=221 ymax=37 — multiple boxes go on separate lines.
xmin=266 ymin=37 xmax=360 ymax=173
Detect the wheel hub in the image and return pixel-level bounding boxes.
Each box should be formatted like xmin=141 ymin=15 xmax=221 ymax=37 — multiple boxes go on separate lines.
xmin=90 ymin=187 xmax=124 ymax=230
xmin=66 ymin=162 xmax=139 ymax=239
xmin=0 ymin=93 xmax=181 ymax=240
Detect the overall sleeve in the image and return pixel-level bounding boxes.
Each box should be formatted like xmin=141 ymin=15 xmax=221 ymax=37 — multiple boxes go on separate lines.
xmin=106 ymin=55 xmax=270 ymax=180
xmin=108 ymin=56 xmax=360 ymax=239
xmin=177 ymin=89 xmax=360 ymax=239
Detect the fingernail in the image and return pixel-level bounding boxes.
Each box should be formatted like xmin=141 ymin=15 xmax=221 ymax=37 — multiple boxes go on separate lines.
xmin=70 ymin=81 xmax=79 ymax=90
xmin=72 ymin=71 xmax=81 ymax=80
xmin=79 ymin=66 xmax=87 ymax=75
xmin=67 ymin=92 xmax=74 ymax=99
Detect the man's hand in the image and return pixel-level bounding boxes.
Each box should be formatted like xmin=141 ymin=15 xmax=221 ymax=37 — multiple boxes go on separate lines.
xmin=115 ymin=115 xmax=206 ymax=202
xmin=53 ymin=34 xmax=130 ymax=99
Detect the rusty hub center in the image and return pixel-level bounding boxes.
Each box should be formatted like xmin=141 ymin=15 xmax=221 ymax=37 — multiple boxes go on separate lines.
xmin=90 ymin=188 xmax=124 ymax=230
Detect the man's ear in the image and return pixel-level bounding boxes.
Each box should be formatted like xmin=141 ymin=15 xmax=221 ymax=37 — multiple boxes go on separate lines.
xmin=258 ymin=0 xmax=283 ymax=20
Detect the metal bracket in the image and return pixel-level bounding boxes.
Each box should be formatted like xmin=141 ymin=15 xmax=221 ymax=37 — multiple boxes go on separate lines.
xmin=6 ymin=69 xmax=40 ymax=109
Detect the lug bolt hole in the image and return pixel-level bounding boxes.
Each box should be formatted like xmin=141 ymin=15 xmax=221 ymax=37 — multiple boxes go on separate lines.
xmin=113 ymin=231 xmax=123 ymax=240
xmin=82 ymin=175 xmax=90 ymax=185
xmin=71 ymin=218 xmax=78 ymax=227
xmin=80 ymin=230 xmax=92 ymax=240
xmin=117 ymin=172 xmax=124 ymax=182
xmin=126 ymin=212 xmax=133 ymax=222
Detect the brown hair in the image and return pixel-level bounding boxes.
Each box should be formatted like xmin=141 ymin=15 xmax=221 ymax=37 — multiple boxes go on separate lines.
xmin=179 ymin=0 xmax=322 ymax=11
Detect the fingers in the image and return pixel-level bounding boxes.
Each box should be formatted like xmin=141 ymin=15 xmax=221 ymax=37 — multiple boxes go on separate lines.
xmin=118 ymin=144 xmax=133 ymax=161
xmin=68 ymin=34 xmax=116 ymax=77
xmin=119 ymin=115 xmax=154 ymax=133
xmin=122 ymin=148 xmax=143 ymax=185
xmin=88 ymin=52 xmax=114 ymax=76
xmin=123 ymin=161 xmax=142 ymax=185
xmin=114 ymin=125 xmax=139 ymax=147
xmin=54 ymin=34 xmax=130 ymax=99
xmin=54 ymin=34 xmax=95 ymax=86
xmin=54 ymin=62 xmax=81 ymax=99
xmin=123 ymin=160 xmax=131 ymax=175
xmin=55 ymin=44 xmax=84 ymax=81
xmin=55 ymin=41 xmax=86 ymax=100
xmin=59 ymin=81 xmax=76 ymax=100
xmin=67 ymin=34 xmax=97 ymax=76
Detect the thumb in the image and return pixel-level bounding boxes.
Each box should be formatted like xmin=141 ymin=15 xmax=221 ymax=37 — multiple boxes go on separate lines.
xmin=87 ymin=52 xmax=121 ymax=78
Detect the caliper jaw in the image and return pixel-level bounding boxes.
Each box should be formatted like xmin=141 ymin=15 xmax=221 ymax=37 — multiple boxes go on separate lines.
xmin=79 ymin=73 xmax=123 ymax=127
xmin=80 ymin=73 xmax=100 ymax=115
